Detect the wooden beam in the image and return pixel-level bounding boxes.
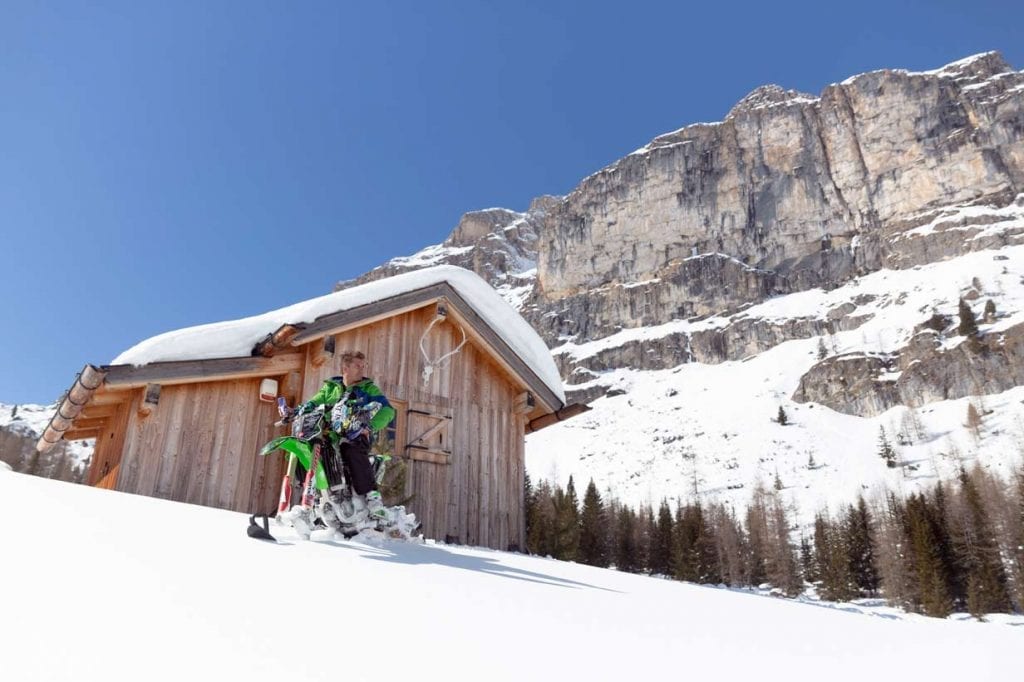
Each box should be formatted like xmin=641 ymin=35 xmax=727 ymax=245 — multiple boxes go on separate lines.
xmin=514 ymin=391 xmax=535 ymax=415
xmin=526 ymin=403 xmax=592 ymax=433
xmin=62 ymin=427 xmax=102 ymax=441
xmin=64 ymin=417 xmax=109 ymax=431
xmin=290 ymin=285 xmax=447 ymax=345
xmin=405 ymin=446 xmax=451 ymax=465
xmin=37 ymin=364 xmax=108 ymax=453
xmin=253 ymin=323 xmax=306 ymax=357
xmin=79 ymin=404 xmax=121 ymax=420
xmin=311 ymin=335 xmax=335 ymax=367
xmin=102 ymin=353 xmax=302 ymax=389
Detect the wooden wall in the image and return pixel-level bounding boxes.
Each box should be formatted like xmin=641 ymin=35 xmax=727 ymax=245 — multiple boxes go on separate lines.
xmin=114 ymin=378 xmax=285 ymax=514
xmin=302 ymin=304 xmax=528 ymax=550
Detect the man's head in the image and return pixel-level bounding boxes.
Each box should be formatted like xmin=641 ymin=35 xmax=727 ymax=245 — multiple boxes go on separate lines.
xmin=340 ymin=350 xmax=367 ymax=384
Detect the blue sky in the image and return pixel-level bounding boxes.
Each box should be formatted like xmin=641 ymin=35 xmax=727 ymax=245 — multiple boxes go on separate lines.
xmin=1 ymin=1 xmax=1022 ymax=404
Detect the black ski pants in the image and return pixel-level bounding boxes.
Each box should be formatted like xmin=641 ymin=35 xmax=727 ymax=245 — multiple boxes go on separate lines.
xmin=338 ymin=436 xmax=376 ymax=496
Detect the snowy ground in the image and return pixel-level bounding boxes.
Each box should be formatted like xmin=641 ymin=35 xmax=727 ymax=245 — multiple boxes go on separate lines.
xmin=0 ymin=470 xmax=1019 ymax=682
xmin=528 ymin=243 xmax=1024 ymax=523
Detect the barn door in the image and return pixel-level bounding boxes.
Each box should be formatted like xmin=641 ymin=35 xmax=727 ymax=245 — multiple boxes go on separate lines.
xmin=405 ymin=408 xmax=451 ymax=465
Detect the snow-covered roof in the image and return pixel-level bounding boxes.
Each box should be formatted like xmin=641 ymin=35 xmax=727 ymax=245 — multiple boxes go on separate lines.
xmin=112 ymin=265 xmax=565 ymax=406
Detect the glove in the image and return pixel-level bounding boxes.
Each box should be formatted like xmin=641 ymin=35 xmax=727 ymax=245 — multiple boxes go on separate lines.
xmin=344 ymin=419 xmax=368 ymax=442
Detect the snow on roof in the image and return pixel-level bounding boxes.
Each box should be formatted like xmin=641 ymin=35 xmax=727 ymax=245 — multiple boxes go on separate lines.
xmin=112 ymin=265 xmax=566 ymax=405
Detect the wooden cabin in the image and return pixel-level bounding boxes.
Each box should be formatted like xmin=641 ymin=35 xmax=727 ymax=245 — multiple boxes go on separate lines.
xmin=36 ymin=267 xmax=584 ymax=550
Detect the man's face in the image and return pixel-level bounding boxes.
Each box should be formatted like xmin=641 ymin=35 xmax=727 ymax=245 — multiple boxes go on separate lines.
xmin=343 ymin=357 xmax=367 ymax=378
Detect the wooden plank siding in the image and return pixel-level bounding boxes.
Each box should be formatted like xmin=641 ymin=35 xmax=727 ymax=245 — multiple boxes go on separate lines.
xmin=298 ymin=304 xmax=527 ymax=550
xmin=115 ymin=378 xmax=284 ymax=514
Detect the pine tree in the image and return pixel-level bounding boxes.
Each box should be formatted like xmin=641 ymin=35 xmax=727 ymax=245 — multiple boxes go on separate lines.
xmin=578 ymin=479 xmax=610 ymax=567
xmin=814 ymin=513 xmax=855 ymax=601
xmin=649 ymin=500 xmax=674 ymax=576
xmin=905 ymin=493 xmax=954 ymax=617
xmin=958 ymin=298 xmax=979 ymax=337
xmin=817 ymin=337 xmax=828 ymax=360
xmin=777 ymin=406 xmax=789 ymax=426
xmin=877 ymin=427 xmax=897 ymax=468
xmin=526 ymin=481 xmax=559 ymax=557
xmin=553 ymin=476 xmax=581 ymax=561
xmin=615 ymin=506 xmax=640 ymax=573
xmin=845 ymin=497 xmax=880 ymax=596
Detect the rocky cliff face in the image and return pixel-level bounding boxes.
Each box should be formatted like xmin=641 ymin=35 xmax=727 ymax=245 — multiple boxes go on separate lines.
xmin=0 ymin=404 xmax=90 ymax=483
xmin=340 ymin=52 xmax=1024 ymax=418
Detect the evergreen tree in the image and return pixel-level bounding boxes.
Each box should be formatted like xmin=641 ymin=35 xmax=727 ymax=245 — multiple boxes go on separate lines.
xmin=814 ymin=513 xmax=855 ymax=601
xmin=649 ymin=500 xmax=674 ymax=576
xmin=845 ymin=497 xmax=880 ymax=596
xmin=615 ymin=506 xmax=640 ymax=573
xmin=526 ymin=481 xmax=559 ymax=557
xmin=673 ymin=502 xmax=720 ymax=584
xmin=877 ymin=427 xmax=897 ymax=468
xmin=553 ymin=476 xmax=581 ymax=561
xmin=578 ymin=479 xmax=610 ymax=568
xmin=523 ymin=471 xmax=535 ymax=541
xmin=817 ymin=337 xmax=828 ymax=360
xmin=931 ymin=482 xmax=966 ymax=609
xmin=955 ymin=467 xmax=1012 ymax=616
xmin=777 ymin=406 xmax=789 ymax=426
xmin=958 ymin=298 xmax=979 ymax=337
xmin=905 ymin=493 xmax=954 ymax=617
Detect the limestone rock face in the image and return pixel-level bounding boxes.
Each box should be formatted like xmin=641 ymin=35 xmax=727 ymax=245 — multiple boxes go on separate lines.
xmin=537 ymin=51 xmax=1023 ymax=300
xmin=794 ymin=322 xmax=1024 ymax=416
xmin=339 ymin=52 xmax=1024 ymax=414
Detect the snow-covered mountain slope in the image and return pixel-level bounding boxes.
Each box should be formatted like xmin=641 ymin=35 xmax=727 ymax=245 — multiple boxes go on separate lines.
xmin=527 ymin=243 xmax=1024 ymax=522
xmin=0 ymin=470 xmax=1019 ymax=682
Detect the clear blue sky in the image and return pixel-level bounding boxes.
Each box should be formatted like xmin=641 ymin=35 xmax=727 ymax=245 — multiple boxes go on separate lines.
xmin=1 ymin=1 xmax=1021 ymax=404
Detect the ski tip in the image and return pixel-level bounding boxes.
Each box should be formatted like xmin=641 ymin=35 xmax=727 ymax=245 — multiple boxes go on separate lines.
xmin=247 ymin=514 xmax=278 ymax=542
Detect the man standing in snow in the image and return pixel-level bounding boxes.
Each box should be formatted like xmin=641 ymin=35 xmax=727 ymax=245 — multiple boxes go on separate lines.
xmin=297 ymin=350 xmax=395 ymax=519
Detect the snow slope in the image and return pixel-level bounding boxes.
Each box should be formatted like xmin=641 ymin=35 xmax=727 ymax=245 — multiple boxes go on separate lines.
xmin=527 ymin=244 xmax=1024 ymax=523
xmin=0 ymin=470 xmax=1019 ymax=682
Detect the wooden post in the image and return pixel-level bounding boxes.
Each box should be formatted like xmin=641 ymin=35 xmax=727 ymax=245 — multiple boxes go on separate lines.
xmin=138 ymin=383 xmax=161 ymax=418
